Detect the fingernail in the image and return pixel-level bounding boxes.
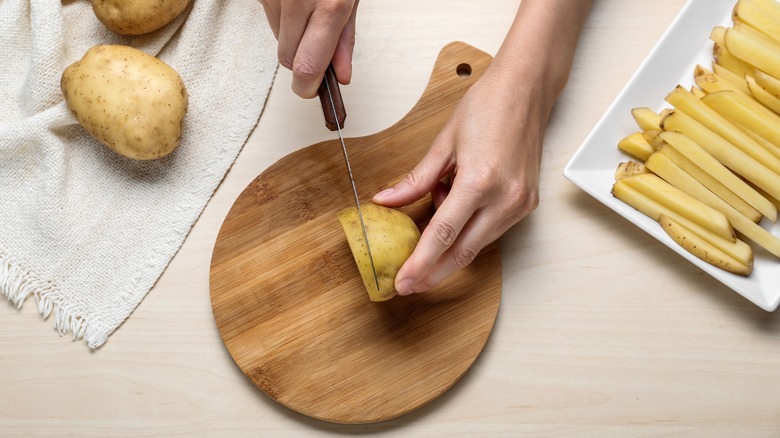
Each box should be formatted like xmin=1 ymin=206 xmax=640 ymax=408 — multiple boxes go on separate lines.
xmin=396 ymin=278 xmax=413 ymax=296
xmin=373 ymin=188 xmax=394 ymax=201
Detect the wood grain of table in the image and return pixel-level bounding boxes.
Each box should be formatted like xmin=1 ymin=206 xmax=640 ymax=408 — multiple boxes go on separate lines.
xmin=3 ymin=0 xmax=780 ymax=436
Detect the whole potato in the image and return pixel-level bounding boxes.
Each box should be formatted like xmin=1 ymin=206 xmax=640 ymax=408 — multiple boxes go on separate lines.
xmin=91 ymin=0 xmax=193 ymax=36
xmin=61 ymin=45 xmax=188 ymax=160
xmin=338 ymin=203 xmax=421 ymax=302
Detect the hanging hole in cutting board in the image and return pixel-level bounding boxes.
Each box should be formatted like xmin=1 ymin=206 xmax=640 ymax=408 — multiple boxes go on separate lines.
xmin=456 ymin=63 xmax=472 ymax=77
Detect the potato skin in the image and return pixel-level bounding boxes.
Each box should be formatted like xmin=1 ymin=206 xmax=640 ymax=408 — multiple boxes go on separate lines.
xmin=338 ymin=204 xmax=421 ymax=302
xmin=61 ymin=45 xmax=188 ymax=160
xmin=91 ymin=0 xmax=193 ymax=36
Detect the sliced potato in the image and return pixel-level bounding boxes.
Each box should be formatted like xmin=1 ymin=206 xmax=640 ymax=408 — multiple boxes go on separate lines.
xmin=618 ymin=132 xmax=654 ymax=161
xmin=658 ymin=215 xmax=752 ymax=276
xmin=620 ymin=173 xmax=735 ymax=241
xmin=611 ymin=181 xmax=752 ymax=265
xmin=615 ymin=161 xmax=649 ymax=180
xmin=631 ymin=107 xmax=663 ymax=131
xmin=338 ymin=204 xmax=420 ymax=302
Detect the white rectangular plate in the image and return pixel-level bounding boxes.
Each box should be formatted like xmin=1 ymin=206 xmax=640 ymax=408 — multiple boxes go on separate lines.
xmin=563 ymin=0 xmax=780 ymax=311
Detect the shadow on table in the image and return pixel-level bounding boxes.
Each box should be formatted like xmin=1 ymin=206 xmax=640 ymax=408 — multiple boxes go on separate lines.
xmin=563 ymin=185 xmax=780 ymax=335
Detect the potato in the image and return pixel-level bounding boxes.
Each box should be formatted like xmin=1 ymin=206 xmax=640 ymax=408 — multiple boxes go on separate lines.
xmin=338 ymin=203 xmax=420 ymax=302
xmin=91 ymin=0 xmax=192 ymax=36
xmin=61 ymin=45 xmax=188 ymax=160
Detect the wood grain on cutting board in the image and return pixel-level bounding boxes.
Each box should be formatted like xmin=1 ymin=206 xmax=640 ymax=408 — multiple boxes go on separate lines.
xmin=210 ymin=42 xmax=502 ymax=424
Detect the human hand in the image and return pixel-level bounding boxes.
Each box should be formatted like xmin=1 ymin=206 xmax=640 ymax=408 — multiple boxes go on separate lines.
xmin=257 ymin=0 xmax=359 ymax=98
xmin=372 ymin=66 xmax=552 ymax=295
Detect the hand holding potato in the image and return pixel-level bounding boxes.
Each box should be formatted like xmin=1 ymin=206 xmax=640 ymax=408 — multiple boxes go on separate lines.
xmin=61 ymin=45 xmax=188 ymax=160
xmin=372 ymin=0 xmax=593 ymax=295
xmin=338 ymin=204 xmax=420 ymax=301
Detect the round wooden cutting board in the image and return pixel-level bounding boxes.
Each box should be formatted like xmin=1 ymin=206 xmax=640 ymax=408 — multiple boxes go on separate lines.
xmin=210 ymin=42 xmax=502 ymax=424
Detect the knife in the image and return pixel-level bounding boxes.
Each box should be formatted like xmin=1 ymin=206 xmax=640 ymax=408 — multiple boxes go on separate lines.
xmin=318 ymin=64 xmax=381 ymax=292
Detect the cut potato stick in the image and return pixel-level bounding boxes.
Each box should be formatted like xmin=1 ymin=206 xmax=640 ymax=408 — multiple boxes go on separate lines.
xmin=752 ymin=183 xmax=780 ymax=211
xmin=754 ymin=69 xmax=780 ymax=98
xmin=734 ymin=19 xmax=780 ymax=46
xmin=620 ymin=173 xmax=735 ymax=241
xmin=712 ymin=63 xmax=751 ymax=94
xmin=733 ymin=0 xmax=780 ymax=43
xmin=695 ymin=65 xmax=755 ymax=99
xmin=661 ymin=105 xmax=780 ymax=222
xmin=710 ymin=26 xmax=727 ymax=47
xmin=618 ymin=132 xmax=654 ymax=161
xmin=631 ymin=107 xmax=662 ymax=131
xmin=690 ymin=85 xmax=706 ymax=99
xmin=642 ymin=129 xmax=663 ymax=146
xmin=724 ymin=27 xmax=780 ymax=79
xmin=746 ymin=75 xmax=780 ymax=114
xmin=612 ymin=180 xmax=753 ymax=266
xmin=655 ymin=141 xmax=763 ymax=223
xmin=665 ymin=88 xmax=780 ymax=191
xmin=660 ymin=106 xmax=780 ymax=211
xmin=714 ymin=44 xmax=757 ymax=78
xmin=702 ymin=90 xmax=780 ymax=155
xmin=736 ymin=120 xmax=780 ymax=158
xmin=672 ymin=83 xmax=780 ymax=164
xmin=658 ymin=214 xmax=752 ymax=276
xmin=647 ymin=152 xmax=780 ymax=258
xmin=615 ymin=161 xmax=649 ymax=180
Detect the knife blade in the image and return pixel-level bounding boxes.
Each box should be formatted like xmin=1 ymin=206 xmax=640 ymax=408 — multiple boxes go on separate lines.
xmin=318 ymin=64 xmax=381 ymax=292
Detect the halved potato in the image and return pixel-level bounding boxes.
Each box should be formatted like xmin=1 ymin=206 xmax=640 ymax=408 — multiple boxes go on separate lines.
xmin=338 ymin=204 xmax=420 ymax=302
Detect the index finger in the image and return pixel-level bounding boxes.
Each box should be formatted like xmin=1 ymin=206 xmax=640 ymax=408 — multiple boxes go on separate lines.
xmin=290 ymin=4 xmax=353 ymax=97
xmin=394 ymin=176 xmax=481 ymax=295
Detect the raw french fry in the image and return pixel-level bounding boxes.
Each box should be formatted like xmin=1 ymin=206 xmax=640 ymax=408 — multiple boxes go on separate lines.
xmin=661 ymin=110 xmax=780 ymax=208
xmin=612 ymin=180 xmax=753 ymax=266
xmin=631 ymin=107 xmax=662 ymax=131
xmin=618 ymin=132 xmax=654 ymax=161
xmin=695 ymin=65 xmax=754 ymax=99
xmin=658 ymin=214 xmax=752 ymax=276
xmin=671 ymin=84 xmax=780 ymax=158
xmin=754 ymin=69 xmax=780 ymax=98
xmin=690 ymin=86 xmax=706 ymax=99
xmin=710 ymin=26 xmax=727 ymax=46
xmin=736 ymin=120 xmax=780 ymax=158
xmin=642 ymin=129 xmax=663 ymax=146
xmin=723 ymin=27 xmax=780 ymax=79
xmin=664 ymin=87 xmax=780 ymax=196
xmin=654 ymin=141 xmax=763 ymax=223
xmin=712 ymin=63 xmax=751 ymax=94
xmin=753 ymin=184 xmax=780 ymax=211
xmin=714 ymin=43 xmax=757 ymax=78
xmin=746 ymin=75 xmax=780 ymax=114
xmin=615 ymin=161 xmax=649 ymax=180
xmin=734 ymin=19 xmax=780 ymax=47
xmin=702 ymin=90 xmax=780 ymax=154
xmin=620 ymin=173 xmax=735 ymax=241
xmin=647 ymin=152 xmax=780 ymax=258
xmin=733 ymin=0 xmax=780 ymax=43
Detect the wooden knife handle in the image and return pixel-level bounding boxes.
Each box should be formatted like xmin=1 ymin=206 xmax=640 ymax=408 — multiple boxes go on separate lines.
xmin=317 ymin=64 xmax=347 ymax=131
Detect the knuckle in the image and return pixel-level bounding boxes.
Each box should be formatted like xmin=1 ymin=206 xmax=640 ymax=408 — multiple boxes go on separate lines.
xmin=401 ymin=171 xmax=421 ymax=189
xmin=504 ymin=181 xmax=539 ymax=220
xmin=432 ymin=220 xmax=458 ymax=249
xmin=278 ymin=52 xmax=293 ymax=70
xmin=318 ymin=0 xmax=351 ymax=15
xmin=292 ymin=55 xmax=320 ymax=82
xmin=452 ymin=246 xmax=478 ymax=268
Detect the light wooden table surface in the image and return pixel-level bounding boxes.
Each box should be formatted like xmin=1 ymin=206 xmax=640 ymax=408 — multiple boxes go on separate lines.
xmin=3 ymin=0 xmax=780 ymax=436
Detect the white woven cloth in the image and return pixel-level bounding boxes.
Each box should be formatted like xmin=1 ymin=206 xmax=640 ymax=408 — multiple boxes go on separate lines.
xmin=0 ymin=0 xmax=278 ymax=348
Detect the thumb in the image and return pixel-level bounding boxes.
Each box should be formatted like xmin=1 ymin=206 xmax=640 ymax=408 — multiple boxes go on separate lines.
xmin=372 ymin=138 xmax=455 ymax=207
